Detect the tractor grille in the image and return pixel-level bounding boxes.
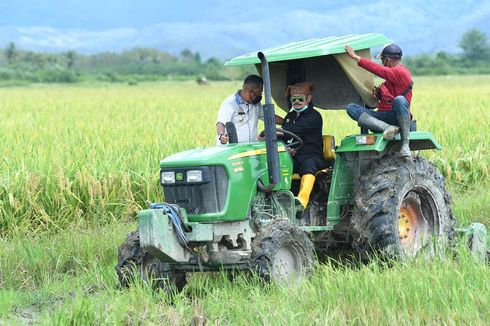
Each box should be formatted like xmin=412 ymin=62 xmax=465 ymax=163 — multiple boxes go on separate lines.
xmin=163 ymin=166 xmax=228 ymax=215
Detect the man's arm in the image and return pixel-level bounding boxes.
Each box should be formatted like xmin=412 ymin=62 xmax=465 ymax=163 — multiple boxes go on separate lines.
xmin=258 ymin=102 xmax=282 ymax=124
xmin=345 ymin=45 xmax=398 ymax=82
xmin=258 ymin=114 xmax=284 ymax=140
xmin=358 ymin=58 xmax=398 ymax=82
xmin=258 ymin=114 xmax=283 ymax=124
xmin=345 ymin=45 xmax=361 ymax=63
xmin=275 ymin=115 xmax=284 ymax=125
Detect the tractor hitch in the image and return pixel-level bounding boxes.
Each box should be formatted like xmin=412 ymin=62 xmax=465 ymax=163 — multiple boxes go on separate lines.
xmin=456 ymin=223 xmax=489 ymax=261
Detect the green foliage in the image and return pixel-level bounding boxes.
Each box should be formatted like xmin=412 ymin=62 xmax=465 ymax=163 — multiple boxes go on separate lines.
xmin=404 ymin=29 xmax=490 ymax=75
xmin=65 ymin=51 xmax=76 ymax=69
xmin=1 ymin=28 xmax=489 ymax=84
xmin=3 ymin=28 xmax=487 ymax=83
xmin=4 ymin=42 xmax=17 ymax=64
xmin=0 ymin=78 xmax=488 ymax=324
xmin=0 ymin=77 xmax=488 ymax=237
xmin=36 ymin=69 xmax=79 ymax=83
xmin=0 ymin=223 xmax=488 ymax=324
xmin=0 ymin=44 xmax=247 ymax=84
xmin=459 ymin=28 xmax=490 ymax=62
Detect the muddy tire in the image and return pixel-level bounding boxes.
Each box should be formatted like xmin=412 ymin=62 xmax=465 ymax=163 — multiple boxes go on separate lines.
xmin=116 ymin=230 xmax=186 ymax=292
xmin=251 ymin=219 xmax=316 ymax=285
xmin=352 ymin=156 xmax=455 ymax=260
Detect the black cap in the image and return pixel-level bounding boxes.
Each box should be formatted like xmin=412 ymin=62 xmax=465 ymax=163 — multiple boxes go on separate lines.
xmin=376 ymin=44 xmax=403 ymax=59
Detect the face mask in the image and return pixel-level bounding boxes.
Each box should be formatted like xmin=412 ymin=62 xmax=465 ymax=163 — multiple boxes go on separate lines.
xmin=251 ymin=94 xmax=262 ymax=105
xmin=292 ymin=104 xmax=309 ymax=113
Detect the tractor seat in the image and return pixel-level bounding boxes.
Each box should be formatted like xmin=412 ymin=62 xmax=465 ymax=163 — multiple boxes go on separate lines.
xmin=322 ymin=135 xmax=336 ymax=161
xmin=292 ymin=135 xmax=336 ymax=180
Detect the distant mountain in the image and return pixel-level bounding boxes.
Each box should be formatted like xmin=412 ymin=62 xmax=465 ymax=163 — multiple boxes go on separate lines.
xmin=0 ymin=0 xmax=489 ymax=59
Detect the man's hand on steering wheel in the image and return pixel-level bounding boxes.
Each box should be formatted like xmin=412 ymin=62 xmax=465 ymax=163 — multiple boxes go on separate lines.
xmin=276 ymin=128 xmax=303 ymax=151
xmin=258 ymin=128 xmax=303 ymax=152
xmin=258 ymin=130 xmax=265 ymax=141
xmin=288 ymin=147 xmax=298 ymax=156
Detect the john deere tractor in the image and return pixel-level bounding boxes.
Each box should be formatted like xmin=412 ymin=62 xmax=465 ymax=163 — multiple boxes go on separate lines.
xmin=116 ymin=34 xmax=488 ymax=290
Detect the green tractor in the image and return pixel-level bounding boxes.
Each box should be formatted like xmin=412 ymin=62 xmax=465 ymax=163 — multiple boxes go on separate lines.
xmin=116 ymin=34 xmax=488 ymax=290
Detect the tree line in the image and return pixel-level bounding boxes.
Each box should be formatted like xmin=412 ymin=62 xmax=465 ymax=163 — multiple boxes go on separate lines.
xmin=405 ymin=29 xmax=490 ymax=75
xmin=0 ymin=46 xmax=254 ymax=84
xmin=0 ymin=29 xmax=488 ymax=84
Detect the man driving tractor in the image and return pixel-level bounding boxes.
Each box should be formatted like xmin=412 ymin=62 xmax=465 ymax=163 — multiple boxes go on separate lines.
xmin=281 ymin=81 xmax=325 ymax=210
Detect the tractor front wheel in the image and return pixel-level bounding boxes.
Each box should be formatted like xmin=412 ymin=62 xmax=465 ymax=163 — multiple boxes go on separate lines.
xmin=116 ymin=230 xmax=186 ymax=293
xmin=251 ymin=219 xmax=316 ymax=285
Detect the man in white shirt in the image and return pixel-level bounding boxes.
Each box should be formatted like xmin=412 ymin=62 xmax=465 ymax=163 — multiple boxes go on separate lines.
xmin=216 ymin=75 xmax=283 ymax=144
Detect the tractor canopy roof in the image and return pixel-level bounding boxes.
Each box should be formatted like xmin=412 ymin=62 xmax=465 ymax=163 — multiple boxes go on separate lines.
xmin=225 ymin=33 xmax=392 ymax=112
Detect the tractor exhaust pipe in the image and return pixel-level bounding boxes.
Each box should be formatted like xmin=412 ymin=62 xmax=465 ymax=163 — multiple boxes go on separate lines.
xmin=258 ymin=52 xmax=280 ymax=192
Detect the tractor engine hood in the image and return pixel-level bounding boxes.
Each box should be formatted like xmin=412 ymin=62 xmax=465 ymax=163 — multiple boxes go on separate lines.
xmin=158 ymin=142 xmax=293 ymax=223
xmin=160 ymin=142 xmax=289 ymax=169
xmin=160 ymin=145 xmax=234 ymax=168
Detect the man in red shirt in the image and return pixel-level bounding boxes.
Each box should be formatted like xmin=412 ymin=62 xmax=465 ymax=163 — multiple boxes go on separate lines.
xmin=344 ymin=44 xmax=413 ymax=157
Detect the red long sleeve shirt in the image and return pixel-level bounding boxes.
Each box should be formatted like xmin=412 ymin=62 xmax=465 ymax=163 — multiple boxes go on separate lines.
xmin=359 ymin=58 xmax=413 ymax=111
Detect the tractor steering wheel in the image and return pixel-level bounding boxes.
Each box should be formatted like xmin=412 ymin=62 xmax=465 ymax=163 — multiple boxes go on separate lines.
xmin=277 ymin=128 xmax=303 ymax=151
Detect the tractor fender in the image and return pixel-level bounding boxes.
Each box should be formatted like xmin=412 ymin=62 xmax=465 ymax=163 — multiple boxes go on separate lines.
xmin=335 ymin=131 xmax=442 ymax=153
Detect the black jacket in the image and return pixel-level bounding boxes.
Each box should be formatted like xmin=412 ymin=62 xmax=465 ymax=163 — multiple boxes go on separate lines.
xmin=282 ymin=105 xmax=323 ymax=164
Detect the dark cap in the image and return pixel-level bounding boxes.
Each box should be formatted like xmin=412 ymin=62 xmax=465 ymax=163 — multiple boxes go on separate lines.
xmin=375 ymin=44 xmax=403 ymax=59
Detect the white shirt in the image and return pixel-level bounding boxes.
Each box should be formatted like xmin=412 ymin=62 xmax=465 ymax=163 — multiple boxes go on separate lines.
xmin=216 ymin=92 xmax=263 ymax=144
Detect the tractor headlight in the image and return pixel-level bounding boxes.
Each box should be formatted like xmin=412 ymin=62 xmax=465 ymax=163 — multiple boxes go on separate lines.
xmin=161 ymin=171 xmax=175 ymax=184
xmin=186 ymin=170 xmax=203 ymax=183
xmin=356 ymin=135 xmax=377 ymax=145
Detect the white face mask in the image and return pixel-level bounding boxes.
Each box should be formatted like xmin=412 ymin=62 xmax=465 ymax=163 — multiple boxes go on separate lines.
xmin=292 ymin=104 xmax=309 ymax=113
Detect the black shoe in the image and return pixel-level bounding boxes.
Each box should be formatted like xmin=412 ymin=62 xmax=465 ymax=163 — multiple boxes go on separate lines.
xmin=302 ymin=206 xmax=311 ymax=225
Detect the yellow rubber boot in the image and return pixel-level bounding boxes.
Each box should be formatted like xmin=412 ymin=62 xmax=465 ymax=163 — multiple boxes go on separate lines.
xmin=297 ymin=174 xmax=316 ymax=208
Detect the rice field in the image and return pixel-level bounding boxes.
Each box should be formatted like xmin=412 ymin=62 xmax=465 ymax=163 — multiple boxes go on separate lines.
xmin=0 ymin=75 xmax=489 ymax=324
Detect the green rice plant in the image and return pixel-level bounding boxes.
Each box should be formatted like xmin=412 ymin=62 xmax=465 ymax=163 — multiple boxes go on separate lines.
xmin=1 ymin=220 xmax=489 ymax=325
xmin=0 ymin=76 xmax=489 ymax=236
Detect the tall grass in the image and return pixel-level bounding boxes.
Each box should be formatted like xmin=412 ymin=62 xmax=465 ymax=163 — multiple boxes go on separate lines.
xmin=0 ymin=82 xmax=232 ymax=235
xmin=0 ymin=76 xmax=489 ymax=324
xmin=1 ymin=77 xmax=489 ymax=236
xmin=321 ymin=75 xmax=490 ymax=185
xmin=0 ymin=223 xmax=488 ymax=325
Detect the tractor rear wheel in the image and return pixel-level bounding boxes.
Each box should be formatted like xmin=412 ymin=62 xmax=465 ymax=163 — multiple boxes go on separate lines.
xmin=352 ymin=156 xmax=455 ymax=260
xmin=251 ymin=219 xmax=316 ymax=285
xmin=116 ymin=230 xmax=186 ymax=293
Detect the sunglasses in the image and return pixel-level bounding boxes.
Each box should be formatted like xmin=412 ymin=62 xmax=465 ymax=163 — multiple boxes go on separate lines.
xmin=250 ymin=88 xmax=262 ymax=97
xmin=290 ymin=96 xmax=305 ymax=102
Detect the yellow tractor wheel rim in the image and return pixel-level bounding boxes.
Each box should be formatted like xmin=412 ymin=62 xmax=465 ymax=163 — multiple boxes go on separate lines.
xmin=398 ymin=198 xmax=423 ymax=247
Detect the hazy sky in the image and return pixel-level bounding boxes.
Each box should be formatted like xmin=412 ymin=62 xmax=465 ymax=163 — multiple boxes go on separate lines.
xmin=0 ymin=0 xmax=489 ymax=58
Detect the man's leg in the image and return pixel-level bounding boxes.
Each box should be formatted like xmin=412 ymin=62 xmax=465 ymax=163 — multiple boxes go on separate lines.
xmin=346 ymin=103 xmax=400 ymax=140
xmin=296 ymin=156 xmax=325 ymax=208
xmin=346 ymin=103 xmax=372 ymax=121
xmin=357 ymin=113 xmax=400 ymax=140
xmin=392 ymin=95 xmax=410 ymax=117
xmin=297 ymin=174 xmax=315 ymax=208
xmin=392 ymin=96 xmax=411 ymax=157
